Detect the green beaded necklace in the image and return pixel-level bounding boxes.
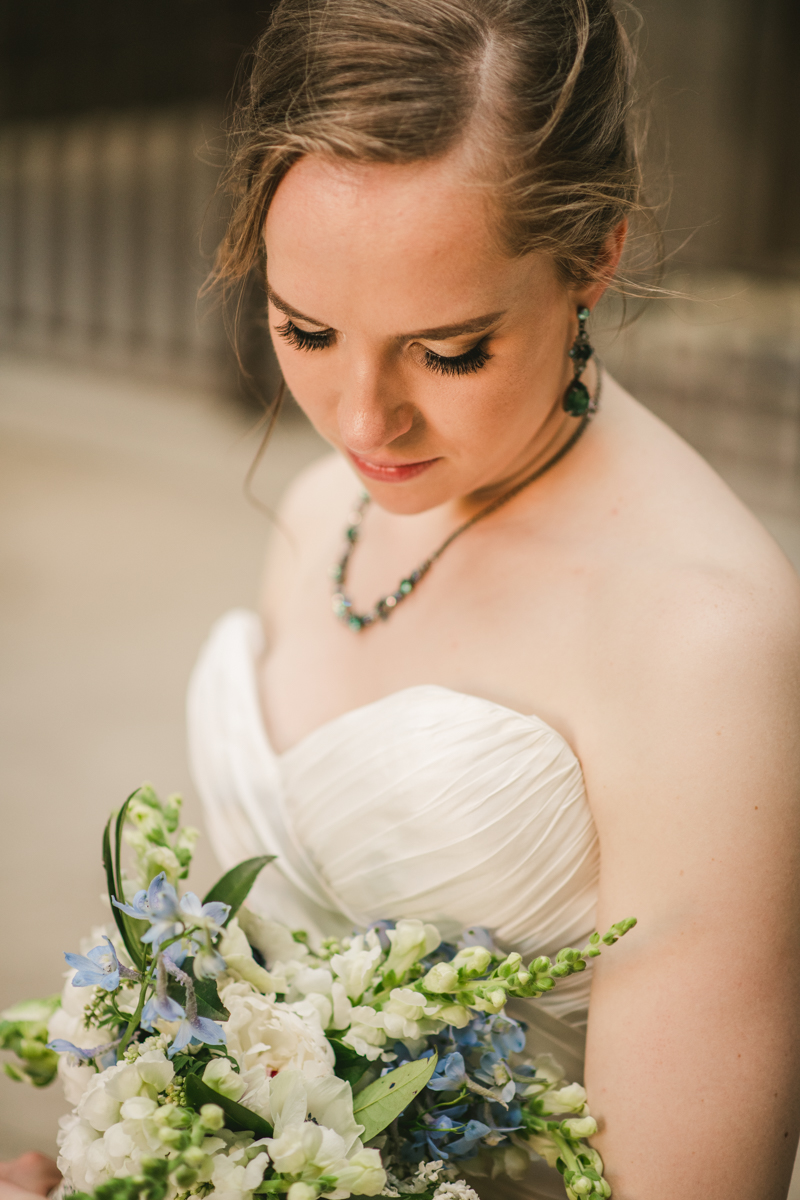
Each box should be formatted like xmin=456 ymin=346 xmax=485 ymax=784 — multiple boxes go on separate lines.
xmin=331 ymin=376 xmax=599 ymax=632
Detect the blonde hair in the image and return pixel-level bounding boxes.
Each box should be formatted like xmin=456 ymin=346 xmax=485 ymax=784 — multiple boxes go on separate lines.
xmin=212 ymin=0 xmax=650 ymax=294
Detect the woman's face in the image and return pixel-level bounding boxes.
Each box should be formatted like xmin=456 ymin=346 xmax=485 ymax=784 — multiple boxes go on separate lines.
xmin=264 ymin=151 xmax=601 ymax=515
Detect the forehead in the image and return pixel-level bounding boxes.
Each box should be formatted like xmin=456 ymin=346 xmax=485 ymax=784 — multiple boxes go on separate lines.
xmin=264 ymin=153 xmax=548 ymax=328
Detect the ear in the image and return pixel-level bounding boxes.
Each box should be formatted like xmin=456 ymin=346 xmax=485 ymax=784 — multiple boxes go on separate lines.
xmin=574 ymin=219 xmax=628 ymax=311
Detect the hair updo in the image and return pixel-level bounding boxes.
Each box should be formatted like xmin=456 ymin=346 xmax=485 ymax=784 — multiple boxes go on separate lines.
xmin=213 ymin=0 xmax=648 ymax=295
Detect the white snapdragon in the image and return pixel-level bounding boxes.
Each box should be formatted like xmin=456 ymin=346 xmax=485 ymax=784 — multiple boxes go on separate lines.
xmin=330 ymin=931 xmax=383 ymax=1000
xmin=342 ymin=1006 xmax=388 ymax=1060
xmin=202 ymin=1059 xmax=272 ymax=1120
xmin=222 ymin=982 xmax=335 ymax=1081
xmin=384 ymin=921 xmax=441 ymax=980
xmin=219 ymin=918 xmax=274 ymax=994
xmin=237 ymin=908 xmax=309 ymax=968
xmin=211 ymin=1145 xmax=270 ymax=1200
xmin=538 ymin=1082 xmax=589 ymax=1116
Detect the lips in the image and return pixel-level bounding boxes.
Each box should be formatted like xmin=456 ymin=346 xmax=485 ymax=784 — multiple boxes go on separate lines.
xmin=347 ymin=452 xmax=440 ymax=483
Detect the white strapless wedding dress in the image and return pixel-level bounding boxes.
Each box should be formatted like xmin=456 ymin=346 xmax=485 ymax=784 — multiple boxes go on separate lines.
xmin=187 ymin=609 xmax=601 ymax=1200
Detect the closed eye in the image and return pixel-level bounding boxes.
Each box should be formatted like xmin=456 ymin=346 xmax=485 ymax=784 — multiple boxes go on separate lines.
xmin=275 ymin=316 xmax=493 ymax=377
xmin=275 ymin=318 xmax=335 ymax=351
xmin=423 ymin=342 xmax=492 ymax=376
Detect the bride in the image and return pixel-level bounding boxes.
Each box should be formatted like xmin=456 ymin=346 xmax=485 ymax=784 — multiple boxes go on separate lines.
xmin=3 ymin=0 xmax=800 ymax=1197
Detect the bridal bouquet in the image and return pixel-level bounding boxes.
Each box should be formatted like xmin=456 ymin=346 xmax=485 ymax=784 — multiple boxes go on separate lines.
xmin=1 ymin=787 xmax=635 ymax=1200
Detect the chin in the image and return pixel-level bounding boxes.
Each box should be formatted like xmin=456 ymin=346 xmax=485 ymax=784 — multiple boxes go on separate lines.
xmin=356 ymin=475 xmax=455 ymax=516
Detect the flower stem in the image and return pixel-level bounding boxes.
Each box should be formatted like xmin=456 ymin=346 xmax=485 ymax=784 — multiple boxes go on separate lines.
xmin=117 ymin=957 xmax=154 ymax=1056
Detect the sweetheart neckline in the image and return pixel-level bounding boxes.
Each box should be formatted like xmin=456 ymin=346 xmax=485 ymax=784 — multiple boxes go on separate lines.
xmin=232 ymin=611 xmax=580 ymax=766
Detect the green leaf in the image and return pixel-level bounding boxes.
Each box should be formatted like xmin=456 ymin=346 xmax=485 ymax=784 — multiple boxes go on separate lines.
xmin=202 ymin=856 xmax=274 ymax=924
xmin=329 ymin=1038 xmax=372 ymax=1087
xmin=102 ymin=816 xmax=144 ymax=970
xmin=165 ymin=960 xmax=230 ymax=1020
xmin=352 ymin=1053 xmax=438 ymax=1143
xmin=184 ymin=1074 xmax=273 ymax=1138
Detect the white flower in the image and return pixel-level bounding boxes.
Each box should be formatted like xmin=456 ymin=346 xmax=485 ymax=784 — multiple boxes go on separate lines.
xmin=377 ymin=989 xmax=445 ymax=1042
xmin=221 ymin=982 xmax=334 ymax=1080
xmin=539 ymin=1082 xmax=588 ymax=1116
xmin=384 ymin=920 xmax=441 ymax=980
xmin=330 ymin=932 xmax=383 ymax=1000
xmin=287 ymin=1184 xmax=317 ymax=1200
xmin=432 ymin=1182 xmax=481 ymax=1200
xmin=211 ymin=1147 xmax=270 ymax=1200
xmin=203 ymin=1057 xmax=248 ymax=1102
xmin=332 ymin=1147 xmax=386 ymax=1195
xmin=237 ymin=909 xmax=308 ymax=968
xmin=269 ymin=1069 xmax=364 ymax=1155
xmin=342 ymin=1006 xmax=388 ymax=1060
xmin=561 ymin=1116 xmax=598 ymax=1139
xmin=422 ymin=963 xmax=459 ymax=993
xmin=219 ymin=918 xmax=275 ymax=994
xmin=450 ymin=945 xmax=492 ymax=976
xmin=531 ymin=1054 xmax=565 ymax=1085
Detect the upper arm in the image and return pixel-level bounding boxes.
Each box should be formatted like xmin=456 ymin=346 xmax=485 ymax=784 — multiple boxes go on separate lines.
xmin=583 ymin=569 xmax=800 ymax=1198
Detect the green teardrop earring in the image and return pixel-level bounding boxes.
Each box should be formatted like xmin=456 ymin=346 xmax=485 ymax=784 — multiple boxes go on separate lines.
xmin=563 ymin=305 xmax=596 ymax=416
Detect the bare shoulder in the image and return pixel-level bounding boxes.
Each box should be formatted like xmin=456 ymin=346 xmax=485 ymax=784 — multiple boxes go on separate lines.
xmin=583 ymin=383 xmax=800 ymax=834
xmin=259 ymin=450 xmax=356 ymax=630
xmin=274 ymin=449 xmax=357 ymax=540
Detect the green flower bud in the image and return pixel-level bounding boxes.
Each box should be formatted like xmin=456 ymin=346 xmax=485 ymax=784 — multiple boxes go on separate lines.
xmin=562 ymin=1116 xmax=598 ymax=1139
xmin=452 ymin=946 xmax=492 ymax=976
xmin=487 ymin=988 xmax=506 ymax=1008
xmin=570 ymin=1177 xmax=594 ymax=1196
xmin=550 ymin=963 xmax=572 ymax=977
xmin=287 ymin=1184 xmax=318 ymax=1200
xmin=530 ymin=956 xmax=551 ymax=974
xmin=436 ymin=1003 xmax=471 ymax=1027
xmin=181 ymin=1147 xmax=208 ymax=1170
xmin=498 ymin=953 xmax=522 ymax=977
xmin=199 ymin=1103 xmax=225 ymax=1132
xmin=515 ymin=970 xmax=531 ymax=985
xmin=535 ymin=976 xmax=555 ymax=991
xmin=153 ymin=1104 xmax=190 ymax=1129
xmin=173 ymin=1166 xmax=198 ymax=1188
xmin=158 ymin=1127 xmax=188 ymax=1149
xmin=422 ymin=962 xmax=460 ymax=993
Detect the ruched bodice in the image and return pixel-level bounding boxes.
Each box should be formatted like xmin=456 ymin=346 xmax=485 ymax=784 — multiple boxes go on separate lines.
xmin=187 ymin=611 xmax=600 ymax=1029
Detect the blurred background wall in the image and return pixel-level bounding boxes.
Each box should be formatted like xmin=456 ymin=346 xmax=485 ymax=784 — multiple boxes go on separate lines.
xmin=1 ymin=0 xmax=799 ymax=1166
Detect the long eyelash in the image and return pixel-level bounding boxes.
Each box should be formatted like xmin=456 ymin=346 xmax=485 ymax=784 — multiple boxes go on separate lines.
xmin=275 ymin=318 xmax=335 ymax=351
xmin=423 ymin=343 xmax=492 ymax=377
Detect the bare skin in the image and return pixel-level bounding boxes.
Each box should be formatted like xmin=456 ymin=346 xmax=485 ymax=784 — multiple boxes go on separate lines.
xmin=6 ymin=151 xmax=798 ymax=1198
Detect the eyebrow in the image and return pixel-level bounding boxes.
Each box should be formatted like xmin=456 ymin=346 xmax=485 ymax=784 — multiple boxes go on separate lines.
xmin=266 ymin=283 xmax=505 ymax=341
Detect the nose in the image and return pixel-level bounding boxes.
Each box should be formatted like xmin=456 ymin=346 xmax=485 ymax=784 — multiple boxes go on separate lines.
xmin=337 ymin=352 xmax=415 ymax=456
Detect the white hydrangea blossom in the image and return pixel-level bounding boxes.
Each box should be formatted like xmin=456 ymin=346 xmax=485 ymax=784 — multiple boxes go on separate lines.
xmin=56 ymin=1049 xmax=176 ymax=1190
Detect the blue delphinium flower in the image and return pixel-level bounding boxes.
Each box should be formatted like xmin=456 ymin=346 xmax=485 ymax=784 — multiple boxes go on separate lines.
xmin=169 ymin=1014 xmax=226 ymax=1056
xmin=141 ymin=993 xmax=185 ymax=1031
xmin=441 ymin=1119 xmax=492 ymax=1159
xmin=178 ymin=892 xmax=230 ymax=937
xmin=490 ymin=1017 xmax=526 ymax=1058
xmin=159 ymin=953 xmax=226 ymax=1057
xmin=64 ymin=936 xmax=120 ymax=991
xmin=427 ymin=1051 xmax=469 ymax=1091
xmin=113 ymin=872 xmax=182 ymax=949
xmin=47 ymin=1037 xmax=119 ymax=1063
